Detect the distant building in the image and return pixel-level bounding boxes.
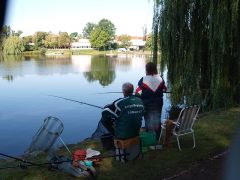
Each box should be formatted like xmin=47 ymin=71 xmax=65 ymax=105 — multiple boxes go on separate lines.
xmin=129 ymin=39 xmax=146 ymax=50
xmin=115 ymin=36 xmax=146 ymax=51
xmin=71 ymin=39 xmax=92 ymax=49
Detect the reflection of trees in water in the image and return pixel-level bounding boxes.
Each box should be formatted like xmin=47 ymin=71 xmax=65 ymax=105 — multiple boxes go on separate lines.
xmin=0 ymin=55 xmax=25 ymax=80
xmin=0 ymin=54 xmax=73 ymax=78
xmin=36 ymin=55 xmax=72 ymax=66
xmin=2 ymin=75 xmax=13 ymax=82
xmin=83 ymin=56 xmax=116 ymax=87
xmin=114 ymin=56 xmax=131 ymax=71
xmin=1 ymin=54 xmax=25 ymax=61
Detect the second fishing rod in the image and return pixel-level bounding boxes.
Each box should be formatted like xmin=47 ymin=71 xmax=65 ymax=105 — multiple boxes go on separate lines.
xmin=47 ymin=91 xmax=172 ymax=109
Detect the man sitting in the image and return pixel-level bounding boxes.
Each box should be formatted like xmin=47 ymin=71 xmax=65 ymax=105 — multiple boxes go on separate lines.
xmin=101 ymin=82 xmax=144 ymax=140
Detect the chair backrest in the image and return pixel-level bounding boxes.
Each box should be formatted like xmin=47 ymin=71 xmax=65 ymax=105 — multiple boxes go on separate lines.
xmin=173 ymin=105 xmax=200 ymax=133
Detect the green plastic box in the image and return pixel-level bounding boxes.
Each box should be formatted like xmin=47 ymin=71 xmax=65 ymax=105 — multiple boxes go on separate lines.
xmin=140 ymin=131 xmax=156 ymax=152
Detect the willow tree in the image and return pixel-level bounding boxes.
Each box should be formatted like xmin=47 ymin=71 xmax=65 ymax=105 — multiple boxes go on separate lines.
xmin=158 ymin=0 xmax=240 ymax=110
xmin=152 ymin=0 xmax=161 ymax=64
xmin=3 ymin=35 xmax=25 ymax=55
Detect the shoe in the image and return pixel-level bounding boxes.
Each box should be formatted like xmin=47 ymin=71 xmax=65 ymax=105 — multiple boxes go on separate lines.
xmin=149 ymin=145 xmax=162 ymax=150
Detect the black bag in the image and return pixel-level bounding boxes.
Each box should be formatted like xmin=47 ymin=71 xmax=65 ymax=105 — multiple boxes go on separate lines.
xmin=100 ymin=133 xmax=115 ymax=150
xmin=168 ymin=106 xmax=183 ymax=120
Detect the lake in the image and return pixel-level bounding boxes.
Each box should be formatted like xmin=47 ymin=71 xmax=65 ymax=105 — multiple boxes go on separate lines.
xmin=0 ymin=54 xmax=170 ymax=155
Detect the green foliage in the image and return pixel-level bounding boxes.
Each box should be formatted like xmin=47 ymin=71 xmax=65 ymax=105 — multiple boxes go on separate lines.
xmin=0 ymin=25 xmax=12 ymax=37
xmin=152 ymin=0 xmax=161 ymax=64
xmin=22 ymin=35 xmax=34 ymax=51
xmin=145 ymin=33 xmax=152 ymax=49
xmin=70 ymin=32 xmax=78 ymax=42
xmin=82 ymin=22 xmax=96 ymax=38
xmin=70 ymin=32 xmax=78 ymax=38
xmin=3 ymin=36 xmax=25 ymax=55
xmin=97 ymin=19 xmax=116 ymax=40
xmin=12 ymin=30 xmax=23 ymax=37
xmin=159 ymin=0 xmax=240 ymax=110
xmin=89 ymin=19 xmax=116 ymax=50
xmin=90 ymin=27 xmax=110 ymax=50
xmin=39 ymin=48 xmax=47 ymax=54
xmin=44 ymin=33 xmax=58 ymax=48
xmin=118 ymin=34 xmax=131 ymax=48
xmin=0 ymin=25 xmax=12 ymax=49
xmin=83 ymin=56 xmax=116 ymax=86
xmin=58 ymin=32 xmax=70 ymax=48
xmin=32 ymin=31 xmax=48 ymax=50
xmin=44 ymin=32 xmax=70 ymax=49
xmin=0 ymin=108 xmax=239 ymax=179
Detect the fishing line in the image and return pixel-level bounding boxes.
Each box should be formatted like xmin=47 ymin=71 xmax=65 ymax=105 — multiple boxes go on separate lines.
xmin=47 ymin=95 xmax=103 ymax=109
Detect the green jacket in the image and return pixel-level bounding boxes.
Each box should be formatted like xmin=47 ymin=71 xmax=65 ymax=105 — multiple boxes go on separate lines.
xmin=102 ymin=95 xmax=144 ymax=139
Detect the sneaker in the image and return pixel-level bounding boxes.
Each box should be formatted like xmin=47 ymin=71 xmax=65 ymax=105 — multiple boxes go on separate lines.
xmin=149 ymin=145 xmax=162 ymax=150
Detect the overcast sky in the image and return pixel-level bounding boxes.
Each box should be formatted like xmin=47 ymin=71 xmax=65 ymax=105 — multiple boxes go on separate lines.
xmin=5 ymin=0 xmax=153 ymax=37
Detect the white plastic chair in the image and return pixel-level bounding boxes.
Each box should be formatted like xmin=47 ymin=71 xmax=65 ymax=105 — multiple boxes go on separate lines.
xmin=159 ymin=105 xmax=200 ymax=151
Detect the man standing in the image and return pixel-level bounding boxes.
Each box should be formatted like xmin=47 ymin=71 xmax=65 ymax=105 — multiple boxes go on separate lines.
xmin=135 ymin=62 xmax=167 ymax=140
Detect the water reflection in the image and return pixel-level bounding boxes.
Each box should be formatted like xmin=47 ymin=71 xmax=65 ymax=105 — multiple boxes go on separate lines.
xmin=0 ymin=54 xmax=169 ymax=155
xmin=0 ymin=54 xmax=151 ymax=86
xmin=2 ymin=74 xmax=13 ymax=82
xmin=71 ymin=55 xmax=91 ymax=72
xmin=83 ymin=55 xmax=116 ymax=87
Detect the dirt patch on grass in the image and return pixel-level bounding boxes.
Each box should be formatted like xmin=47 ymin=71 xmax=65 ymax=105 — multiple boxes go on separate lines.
xmin=163 ymin=151 xmax=228 ymax=180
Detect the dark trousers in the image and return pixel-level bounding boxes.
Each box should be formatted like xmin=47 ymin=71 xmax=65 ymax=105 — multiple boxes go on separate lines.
xmin=144 ymin=100 xmax=163 ymax=140
xmin=101 ymin=118 xmax=115 ymax=136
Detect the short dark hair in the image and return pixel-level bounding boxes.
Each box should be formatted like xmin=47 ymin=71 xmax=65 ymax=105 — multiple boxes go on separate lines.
xmin=122 ymin=82 xmax=134 ymax=95
xmin=146 ymin=62 xmax=158 ymax=75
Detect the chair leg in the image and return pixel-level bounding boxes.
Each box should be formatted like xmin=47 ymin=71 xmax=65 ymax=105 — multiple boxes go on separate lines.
xmin=123 ymin=149 xmax=127 ymax=162
xmin=158 ymin=127 xmax=163 ymax=144
xmin=192 ymin=132 xmax=196 ymax=149
xmin=176 ymin=135 xmax=182 ymax=151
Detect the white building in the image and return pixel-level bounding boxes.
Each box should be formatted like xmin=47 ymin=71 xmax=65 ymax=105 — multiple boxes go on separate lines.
xmin=129 ymin=39 xmax=146 ymax=50
xmin=71 ymin=39 xmax=92 ymax=50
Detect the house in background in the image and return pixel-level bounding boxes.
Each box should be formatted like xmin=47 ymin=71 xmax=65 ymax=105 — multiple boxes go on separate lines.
xmin=71 ymin=39 xmax=92 ymax=50
xmin=129 ymin=38 xmax=146 ymax=51
xmin=115 ymin=36 xmax=146 ymax=51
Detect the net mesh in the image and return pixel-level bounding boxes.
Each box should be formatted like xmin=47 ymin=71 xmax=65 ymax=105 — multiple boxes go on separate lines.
xmin=25 ymin=116 xmax=64 ymax=155
xmin=91 ymin=120 xmax=109 ymax=139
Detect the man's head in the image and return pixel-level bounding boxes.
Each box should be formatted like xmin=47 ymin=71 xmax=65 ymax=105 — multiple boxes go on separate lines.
xmin=146 ymin=62 xmax=158 ymax=75
xmin=122 ymin=82 xmax=134 ymax=97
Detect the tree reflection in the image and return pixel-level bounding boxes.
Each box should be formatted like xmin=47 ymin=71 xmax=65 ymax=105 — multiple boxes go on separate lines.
xmin=84 ymin=55 xmax=116 ymax=87
xmin=2 ymin=74 xmax=13 ymax=82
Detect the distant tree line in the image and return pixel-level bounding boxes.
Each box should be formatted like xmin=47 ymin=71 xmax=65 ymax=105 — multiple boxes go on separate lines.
xmin=1 ymin=18 xmax=152 ymax=55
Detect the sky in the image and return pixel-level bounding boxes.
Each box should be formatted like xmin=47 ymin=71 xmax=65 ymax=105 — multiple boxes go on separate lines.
xmin=5 ymin=0 xmax=153 ymax=37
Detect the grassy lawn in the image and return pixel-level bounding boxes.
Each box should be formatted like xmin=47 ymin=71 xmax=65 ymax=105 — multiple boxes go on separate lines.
xmin=0 ymin=107 xmax=239 ymax=180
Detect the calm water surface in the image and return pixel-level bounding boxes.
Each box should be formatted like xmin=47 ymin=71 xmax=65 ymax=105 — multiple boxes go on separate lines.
xmin=0 ymin=54 xmax=170 ymax=155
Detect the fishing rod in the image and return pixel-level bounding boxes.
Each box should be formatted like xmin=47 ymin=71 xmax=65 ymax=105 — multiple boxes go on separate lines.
xmin=0 ymin=153 xmax=37 ymax=166
xmin=47 ymin=95 xmax=103 ymax=109
xmin=95 ymin=91 xmax=172 ymax=94
xmin=0 ymin=152 xmax=128 ymax=170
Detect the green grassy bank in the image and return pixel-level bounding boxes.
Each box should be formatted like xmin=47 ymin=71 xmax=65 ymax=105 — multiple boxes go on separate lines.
xmin=0 ymin=107 xmax=239 ymax=179
xmin=21 ymin=49 xmax=152 ymax=56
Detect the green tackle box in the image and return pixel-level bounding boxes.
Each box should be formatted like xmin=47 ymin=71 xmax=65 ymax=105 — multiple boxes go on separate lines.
xmin=140 ymin=131 xmax=156 ymax=152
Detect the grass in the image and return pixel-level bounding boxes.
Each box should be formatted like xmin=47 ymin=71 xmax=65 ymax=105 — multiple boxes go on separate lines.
xmin=24 ymin=49 xmax=153 ymax=56
xmin=0 ymin=107 xmax=239 ymax=180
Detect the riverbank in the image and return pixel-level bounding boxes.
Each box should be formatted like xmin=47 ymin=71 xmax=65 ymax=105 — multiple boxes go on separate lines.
xmin=0 ymin=107 xmax=239 ymax=179
xmin=21 ymin=49 xmax=153 ymax=56
xmin=46 ymin=49 xmax=153 ymax=56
